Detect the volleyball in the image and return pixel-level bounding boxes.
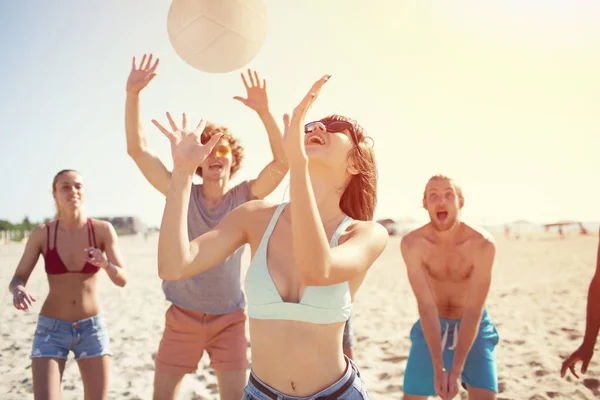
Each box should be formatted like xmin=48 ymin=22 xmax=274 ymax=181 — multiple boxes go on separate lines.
xmin=167 ymin=0 xmax=268 ymax=74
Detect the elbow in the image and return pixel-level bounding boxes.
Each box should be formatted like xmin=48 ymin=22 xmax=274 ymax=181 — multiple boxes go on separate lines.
xmin=158 ymin=264 xmax=183 ymax=281
xmin=127 ymin=146 xmax=144 ymax=160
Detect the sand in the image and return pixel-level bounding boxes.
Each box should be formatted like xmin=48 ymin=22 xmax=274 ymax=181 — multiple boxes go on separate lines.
xmin=1 ymin=232 xmax=599 ymax=399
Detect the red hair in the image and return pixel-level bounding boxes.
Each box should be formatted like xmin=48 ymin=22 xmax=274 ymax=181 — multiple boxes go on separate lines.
xmin=320 ymin=115 xmax=378 ymax=221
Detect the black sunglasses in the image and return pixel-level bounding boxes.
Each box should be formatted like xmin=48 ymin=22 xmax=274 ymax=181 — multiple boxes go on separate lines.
xmin=304 ymin=120 xmax=354 ymax=135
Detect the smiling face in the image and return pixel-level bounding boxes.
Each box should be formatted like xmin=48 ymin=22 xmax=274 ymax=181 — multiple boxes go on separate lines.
xmin=422 ymin=176 xmax=464 ymax=231
xmin=195 ymin=122 xmax=243 ymax=181
xmin=199 ymin=139 xmax=234 ymax=182
xmin=53 ymin=170 xmax=85 ymax=216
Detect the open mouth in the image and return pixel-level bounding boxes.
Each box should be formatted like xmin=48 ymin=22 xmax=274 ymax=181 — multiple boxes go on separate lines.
xmin=306 ymin=133 xmax=326 ymax=146
xmin=208 ymin=162 xmax=224 ymax=172
xmin=436 ymin=211 xmax=448 ymax=221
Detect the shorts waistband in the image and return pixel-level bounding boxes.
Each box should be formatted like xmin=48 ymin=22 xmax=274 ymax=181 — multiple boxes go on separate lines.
xmin=37 ymin=313 xmax=106 ymax=330
xmin=248 ymin=356 xmax=357 ymax=400
xmin=439 ymin=307 xmax=491 ymax=326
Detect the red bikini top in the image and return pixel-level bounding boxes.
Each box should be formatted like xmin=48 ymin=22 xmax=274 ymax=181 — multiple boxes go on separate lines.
xmin=45 ymin=219 xmax=100 ymax=275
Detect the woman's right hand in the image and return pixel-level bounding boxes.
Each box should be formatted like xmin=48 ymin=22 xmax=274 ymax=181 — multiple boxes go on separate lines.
xmin=151 ymin=113 xmax=223 ymax=175
xmin=13 ymin=285 xmax=36 ymax=313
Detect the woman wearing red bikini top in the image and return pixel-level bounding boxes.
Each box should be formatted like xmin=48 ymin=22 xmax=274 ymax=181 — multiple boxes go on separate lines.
xmin=8 ymin=169 xmax=127 ymax=400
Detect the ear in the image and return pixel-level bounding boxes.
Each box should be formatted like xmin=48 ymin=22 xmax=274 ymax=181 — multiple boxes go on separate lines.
xmin=422 ymin=198 xmax=427 ymax=209
xmin=459 ymin=196 xmax=465 ymax=209
xmin=346 ymin=154 xmax=359 ymax=176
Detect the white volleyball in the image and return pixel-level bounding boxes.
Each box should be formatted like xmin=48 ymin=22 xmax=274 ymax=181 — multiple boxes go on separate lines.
xmin=167 ymin=0 xmax=268 ymax=74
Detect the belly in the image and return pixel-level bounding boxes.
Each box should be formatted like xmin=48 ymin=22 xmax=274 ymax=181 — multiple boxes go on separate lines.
xmin=249 ymin=318 xmax=347 ymax=396
xmin=41 ymin=275 xmax=101 ymax=321
xmin=429 ymin=280 xmax=470 ymax=319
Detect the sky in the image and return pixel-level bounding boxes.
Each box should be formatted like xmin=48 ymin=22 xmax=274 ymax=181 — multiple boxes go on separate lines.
xmin=1 ymin=0 xmax=599 ymax=228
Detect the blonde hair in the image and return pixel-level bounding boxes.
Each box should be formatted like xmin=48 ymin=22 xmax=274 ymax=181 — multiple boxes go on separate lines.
xmin=423 ymin=174 xmax=464 ymax=202
xmin=52 ymin=169 xmax=79 ymax=218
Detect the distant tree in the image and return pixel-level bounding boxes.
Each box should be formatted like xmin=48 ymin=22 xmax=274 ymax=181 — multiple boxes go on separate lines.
xmin=0 ymin=219 xmax=14 ymax=231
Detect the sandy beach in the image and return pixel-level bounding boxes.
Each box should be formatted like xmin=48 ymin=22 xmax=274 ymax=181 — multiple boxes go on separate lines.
xmin=1 ymin=231 xmax=599 ymax=399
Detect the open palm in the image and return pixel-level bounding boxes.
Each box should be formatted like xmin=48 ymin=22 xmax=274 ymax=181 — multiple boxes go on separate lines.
xmin=233 ymin=69 xmax=269 ymax=112
xmin=127 ymin=54 xmax=159 ymax=94
xmin=152 ymin=112 xmax=222 ymax=174
xmin=282 ymin=74 xmax=330 ymax=164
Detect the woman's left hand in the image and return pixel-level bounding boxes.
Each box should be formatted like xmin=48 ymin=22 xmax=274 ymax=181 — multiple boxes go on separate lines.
xmin=282 ymin=74 xmax=330 ymax=166
xmin=84 ymin=247 xmax=109 ymax=269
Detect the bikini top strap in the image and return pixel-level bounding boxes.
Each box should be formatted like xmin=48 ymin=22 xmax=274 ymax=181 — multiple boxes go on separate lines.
xmin=262 ymin=203 xmax=288 ymax=242
xmin=329 ymin=215 xmax=354 ymax=247
xmin=53 ymin=220 xmax=59 ymax=249
xmin=87 ymin=219 xmax=97 ymax=248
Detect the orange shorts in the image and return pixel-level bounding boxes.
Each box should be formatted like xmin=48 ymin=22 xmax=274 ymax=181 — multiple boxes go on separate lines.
xmin=155 ymin=304 xmax=249 ymax=374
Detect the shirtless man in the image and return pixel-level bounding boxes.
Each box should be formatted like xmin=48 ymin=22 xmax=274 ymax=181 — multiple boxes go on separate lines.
xmin=560 ymin=227 xmax=600 ymax=379
xmin=125 ymin=54 xmax=287 ymax=400
xmin=400 ymin=175 xmax=499 ymax=400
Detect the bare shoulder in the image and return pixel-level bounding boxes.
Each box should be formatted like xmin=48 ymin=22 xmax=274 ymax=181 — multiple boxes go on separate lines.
xmin=462 ymin=222 xmax=496 ymax=251
xmin=229 ymin=199 xmax=283 ymax=230
xmin=400 ymin=225 xmax=428 ymax=253
xmin=461 ymin=223 xmax=496 ymax=268
xmin=233 ymin=199 xmax=281 ymax=219
xmin=89 ymin=219 xmax=118 ymax=241
xmin=346 ymin=220 xmax=389 ymax=252
xmin=28 ymin=223 xmax=48 ymax=247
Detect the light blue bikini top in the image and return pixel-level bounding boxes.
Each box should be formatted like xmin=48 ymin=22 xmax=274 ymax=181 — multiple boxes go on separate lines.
xmin=244 ymin=203 xmax=354 ymax=324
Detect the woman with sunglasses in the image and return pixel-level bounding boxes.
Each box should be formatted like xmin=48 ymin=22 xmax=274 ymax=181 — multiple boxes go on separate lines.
xmin=8 ymin=169 xmax=127 ymax=399
xmin=152 ymin=75 xmax=388 ymax=399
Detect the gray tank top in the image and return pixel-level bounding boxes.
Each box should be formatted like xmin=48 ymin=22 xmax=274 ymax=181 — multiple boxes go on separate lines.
xmin=161 ymin=181 xmax=253 ymax=314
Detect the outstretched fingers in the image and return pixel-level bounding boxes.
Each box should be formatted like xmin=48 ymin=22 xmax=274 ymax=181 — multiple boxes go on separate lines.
xmin=240 ymin=71 xmax=250 ymax=90
xmin=193 ymin=119 xmax=207 ymax=137
xmin=182 ymin=113 xmax=188 ymax=131
xmin=152 ymin=119 xmax=177 ymax=142
xmin=291 ymin=74 xmax=331 ymax=122
xmin=166 ymin=112 xmax=179 ymax=131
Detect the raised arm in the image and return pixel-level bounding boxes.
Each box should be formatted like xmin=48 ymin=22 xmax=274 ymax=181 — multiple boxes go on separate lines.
xmin=84 ymin=221 xmax=127 ymax=287
xmin=125 ymin=54 xmax=172 ymax=195
xmin=233 ymin=69 xmax=288 ymax=199
xmin=153 ymin=114 xmax=248 ymax=281
xmin=448 ymin=238 xmax=495 ymax=397
xmin=401 ymin=234 xmax=446 ymax=382
xmin=278 ymin=74 xmax=387 ymax=287
xmin=561 ymin=229 xmax=600 ymax=378
xmin=8 ymin=225 xmax=44 ymax=312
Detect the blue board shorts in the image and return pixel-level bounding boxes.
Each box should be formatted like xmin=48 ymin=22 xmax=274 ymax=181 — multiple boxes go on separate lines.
xmin=403 ymin=308 xmax=499 ymax=396
xmin=30 ymin=313 xmax=112 ymax=360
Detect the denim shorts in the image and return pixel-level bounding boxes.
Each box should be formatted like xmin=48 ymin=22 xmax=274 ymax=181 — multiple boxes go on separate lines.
xmin=30 ymin=313 xmax=112 ymax=360
xmin=242 ymin=357 xmax=368 ymax=399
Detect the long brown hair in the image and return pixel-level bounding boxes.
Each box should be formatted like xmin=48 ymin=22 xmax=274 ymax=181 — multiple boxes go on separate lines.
xmin=320 ymin=115 xmax=377 ymax=221
xmin=52 ymin=169 xmax=79 ymax=218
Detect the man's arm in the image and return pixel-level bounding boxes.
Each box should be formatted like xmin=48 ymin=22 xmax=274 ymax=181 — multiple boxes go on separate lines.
xmin=560 ymin=230 xmax=600 ymax=378
xmin=249 ymin=109 xmax=288 ymax=199
xmin=401 ymin=234 xmax=446 ymax=375
xmin=580 ymin=233 xmax=600 ymax=349
xmin=450 ymin=238 xmax=496 ymax=374
xmin=232 ymin=70 xmax=288 ymax=199
xmin=125 ymin=55 xmax=172 ymax=195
